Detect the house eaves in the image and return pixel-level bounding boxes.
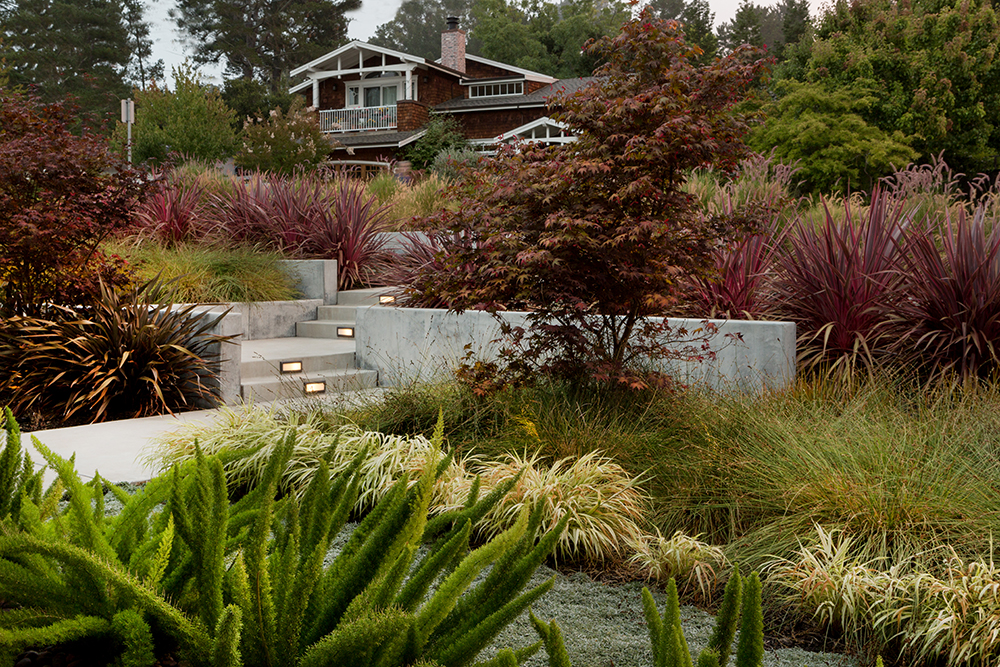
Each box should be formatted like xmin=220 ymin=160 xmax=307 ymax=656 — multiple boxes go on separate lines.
xmin=434 ymin=53 xmax=557 ymax=84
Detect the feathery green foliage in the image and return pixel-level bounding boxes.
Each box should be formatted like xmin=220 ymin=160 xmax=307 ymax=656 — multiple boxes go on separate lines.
xmin=0 ymin=407 xmax=43 ymax=526
xmin=0 ymin=413 xmax=563 ymax=667
xmin=706 ymin=564 xmax=743 ymax=667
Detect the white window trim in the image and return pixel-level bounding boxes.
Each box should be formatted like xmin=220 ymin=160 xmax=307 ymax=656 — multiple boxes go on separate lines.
xmin=468 ymin=81 xmax=524 ymax=99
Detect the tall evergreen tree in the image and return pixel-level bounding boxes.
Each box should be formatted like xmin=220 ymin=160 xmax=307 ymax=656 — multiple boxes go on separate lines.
xmin=646 ymin=0 xmax=718 ymax=62
xmin=122 ymin=0 xmax=164 ymax=89
xmin=1 ymin=0 xmax=130 ymax=119
xmin=172 ymin=0 xmax=361 ymax=93
xmin=717 ymin=0 xmax=764 ymax=54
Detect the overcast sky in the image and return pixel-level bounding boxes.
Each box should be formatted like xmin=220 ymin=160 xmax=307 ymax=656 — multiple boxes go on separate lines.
xmin=148 ymin=0 xmax=829 ymax=87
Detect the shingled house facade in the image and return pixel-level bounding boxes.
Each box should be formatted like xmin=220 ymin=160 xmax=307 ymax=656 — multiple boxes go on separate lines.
xmin=288 ymin=19 xmax=582 ymax=162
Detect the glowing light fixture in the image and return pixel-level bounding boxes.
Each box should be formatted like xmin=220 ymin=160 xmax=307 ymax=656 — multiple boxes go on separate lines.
xmin=304 ymin=381 xmax=326 ymax=394
xmin=337 ymin=327 xmax=355 ymax=338
xmin=280 ymin=360 xmax=303 ymax=374
xmin=379 ymin=295 xmax=396 ymax=304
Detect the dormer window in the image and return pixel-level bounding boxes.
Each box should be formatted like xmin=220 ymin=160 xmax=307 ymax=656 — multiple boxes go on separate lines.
xmin=469 ymin=81 xmax=523 ymax=98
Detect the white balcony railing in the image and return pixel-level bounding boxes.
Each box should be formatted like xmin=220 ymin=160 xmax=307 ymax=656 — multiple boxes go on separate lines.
xmin=318 ymin=106 xmax=397 ymax=133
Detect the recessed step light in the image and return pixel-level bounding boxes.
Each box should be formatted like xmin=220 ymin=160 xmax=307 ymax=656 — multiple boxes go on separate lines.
xmin=304 ymin=380 xmax=326 ymax=394
xmin=337 ymin=327 xmax=355 ymax=338
xmin=280 ymin=360 xmax=303 ymax=374
xmin=379 ymin=295 xmax=396 ymax=304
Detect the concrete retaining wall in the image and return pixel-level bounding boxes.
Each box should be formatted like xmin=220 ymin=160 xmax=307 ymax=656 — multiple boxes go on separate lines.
xmin=356 ymin=307 xmax=796 ymax=393
xmin=279 ymin=259 xmax=339 ymax=304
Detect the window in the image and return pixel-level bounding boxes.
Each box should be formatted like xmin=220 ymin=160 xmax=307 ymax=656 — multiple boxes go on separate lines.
xmin=346 ymin=75 xmax=412 ymax=108
xmin=469 ymin=81 xmax=523 ymax=98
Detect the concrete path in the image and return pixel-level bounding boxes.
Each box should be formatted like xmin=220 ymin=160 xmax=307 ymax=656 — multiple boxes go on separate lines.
xmin=16 ymin=389 xmax=386 ymax=486
xmin=20 ymin=408 xmax=230 ymax=485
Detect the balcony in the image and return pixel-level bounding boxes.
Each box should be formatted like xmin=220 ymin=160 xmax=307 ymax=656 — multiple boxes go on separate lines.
xmin=318 ymin=106 xmax=397 ymax=133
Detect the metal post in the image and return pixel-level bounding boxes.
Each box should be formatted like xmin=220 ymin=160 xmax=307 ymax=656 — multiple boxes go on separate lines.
xmin=120 ymin=99 xmax=134 ymax=164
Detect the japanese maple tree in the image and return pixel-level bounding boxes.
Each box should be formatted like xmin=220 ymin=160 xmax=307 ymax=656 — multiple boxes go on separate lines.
xmin=0 ymin=92 xmax=143 ymax=317
xmin=409 ymin=11 xmax=770 ymax=385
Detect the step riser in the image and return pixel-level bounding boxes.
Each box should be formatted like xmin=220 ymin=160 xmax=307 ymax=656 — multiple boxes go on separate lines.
xmin=241 ymin=370 xmax=378 ymax=402
xmin=316 ymin=305 xmax=360 ymax=320
xmin=296 ymin=321 xmax=361 ymax=339
xmin=336 ymin=288 xmax=394 ymax=306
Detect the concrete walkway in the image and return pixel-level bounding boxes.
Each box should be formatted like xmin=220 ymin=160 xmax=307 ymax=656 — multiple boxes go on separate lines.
xmin=20 ymin=408 xmax=230 ymax=485
xmin=17 ymin=389 xmax=386 ymax=486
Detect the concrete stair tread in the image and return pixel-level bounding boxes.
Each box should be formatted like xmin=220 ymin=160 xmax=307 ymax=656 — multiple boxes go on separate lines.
xmin=241 ymin=368 xmax=375 ymax=386
xmin=241 ymin=337 xmax=356 ymax=363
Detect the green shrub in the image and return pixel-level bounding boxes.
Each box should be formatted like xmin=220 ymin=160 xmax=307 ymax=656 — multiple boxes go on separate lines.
xmin=234 ymin=96 xmax=335 ymax=175
xmin=0 ymin=278 xmax=232 ymax=425
xmin=117 ymin=64 xmax=237 ymax=165
xmin=401 ymin=115 xmax=468 ymax=170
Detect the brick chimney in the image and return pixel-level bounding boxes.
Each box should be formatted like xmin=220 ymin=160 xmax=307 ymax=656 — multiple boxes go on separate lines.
xmin=441 ymin=17 xmax=466 ymax=74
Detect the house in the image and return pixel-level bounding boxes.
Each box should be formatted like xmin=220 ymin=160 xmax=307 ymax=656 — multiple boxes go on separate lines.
xmin=288 ymin=18 xmax=583 ymax=163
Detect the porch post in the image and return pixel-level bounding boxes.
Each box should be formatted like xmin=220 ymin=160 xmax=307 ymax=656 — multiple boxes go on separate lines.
xmin=312 ymin=79 xmax=320 ymax=108
xmin=405 ymin=70 xmax=412 ymax=100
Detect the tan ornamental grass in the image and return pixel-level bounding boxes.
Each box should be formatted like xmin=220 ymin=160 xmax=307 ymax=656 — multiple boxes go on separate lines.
xmin=628 ymin=529 xmax=728 ymax=600
xmin=449 ymin=450 xmax=649 ymax=564
xmin=147 ymin=406 xmax=452 ymax=510
xmin=767 ymin=525 xmax=1000 ymax=666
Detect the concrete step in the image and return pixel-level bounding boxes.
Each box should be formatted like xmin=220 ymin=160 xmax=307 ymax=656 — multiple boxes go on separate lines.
xmin=295 ymin=320 xmax=359 ymax=339
xmin=241 ymin=337 xmax=357 ymax=378
xmin=337 ymin=287 xmax=397 ymax=306
xmin=241 ymin=368 xmax=379 ymax=402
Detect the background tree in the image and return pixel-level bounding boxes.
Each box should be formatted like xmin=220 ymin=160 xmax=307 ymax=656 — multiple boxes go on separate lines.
xmin=122 ymin=0 xmax=164 ymax=89
xmin=409 ymin=11 xmax=770 ymax=385
xmin=716 ymin=0 xmax=808 ymax=59
xmin=470 ymin=0 xmax=630 ymax=78
xmin=222 ymin=78 xmax=295 ymax=130
xmin=750 ymin=80 xmax=917 ymax=192
xmin=717 ymin=0 xmax=764 ymax=53
xmin=370 ymin=0 xmax=477 ymax=60
xmin=116 ymin=64 xmax=236 ymax=164
xmin=1 ymin=0 xmax=131 ymax=119
xmin=172 ymin=0 xmax=360 ymax=93
xmin=792 ymin=0 xmax=1000 ymax=176
xmin=646 ymin=0 xmax=718 ymax=62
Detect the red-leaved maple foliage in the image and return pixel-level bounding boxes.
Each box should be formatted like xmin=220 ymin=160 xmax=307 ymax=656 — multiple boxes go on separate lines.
xmin=407 ymin=11 xmax=771 ymax=386
xmin=0 ymin=91 xmax=144 ymax=317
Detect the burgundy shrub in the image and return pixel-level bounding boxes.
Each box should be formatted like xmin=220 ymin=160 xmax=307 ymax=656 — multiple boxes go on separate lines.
xmin=893 ymin=205 xmax=1000 ymax=380
xmin=774 ymin=188 xmax=910 ymax=379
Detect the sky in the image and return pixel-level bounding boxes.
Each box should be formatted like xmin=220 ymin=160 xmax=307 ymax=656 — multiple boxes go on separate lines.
xmin=148 ymin=0 xmax=827 ymax=87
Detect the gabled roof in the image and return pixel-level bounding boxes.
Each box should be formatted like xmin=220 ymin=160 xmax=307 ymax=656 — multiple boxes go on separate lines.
xmin=463 ymin=54 xmax=557 ymax=84
xmin=290 ymin=41 xmax=426 ymax=78
xmin=496 ymin=117 xmax=574 ymax=143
